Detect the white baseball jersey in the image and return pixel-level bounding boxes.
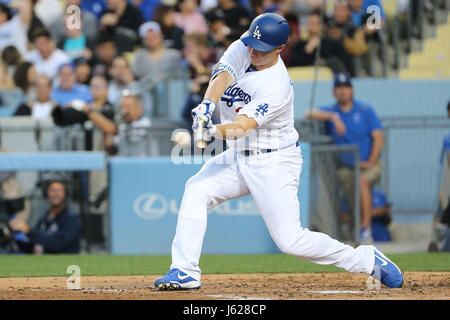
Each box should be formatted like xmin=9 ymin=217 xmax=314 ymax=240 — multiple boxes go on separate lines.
xmin=214 ymin=40 xmax=299 ymax=151
xmin=170 ymin=39 xmax=376 ymax=282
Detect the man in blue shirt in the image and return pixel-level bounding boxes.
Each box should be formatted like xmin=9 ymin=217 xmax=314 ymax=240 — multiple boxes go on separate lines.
xmin=305 ymin=72 xmax=384 ymax=243
xmin=51 ymin=63 xmax=93 ymax=107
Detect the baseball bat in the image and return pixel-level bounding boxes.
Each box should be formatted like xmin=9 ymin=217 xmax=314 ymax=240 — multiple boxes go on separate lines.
xmin=194 ymin=119 xmax=208 ymax=149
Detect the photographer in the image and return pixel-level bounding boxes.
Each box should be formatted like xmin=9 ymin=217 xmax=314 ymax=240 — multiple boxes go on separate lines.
xmin=8 ymin=175 xmax=81 ymax=254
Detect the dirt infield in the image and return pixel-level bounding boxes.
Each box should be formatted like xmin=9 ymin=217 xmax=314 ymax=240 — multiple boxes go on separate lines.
xmin=0 ymin=272 xmax=448 ymax=300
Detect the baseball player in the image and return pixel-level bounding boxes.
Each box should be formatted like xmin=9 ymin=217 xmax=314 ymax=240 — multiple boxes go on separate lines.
xmin=155 ymin=13 xmax=403 ymax=290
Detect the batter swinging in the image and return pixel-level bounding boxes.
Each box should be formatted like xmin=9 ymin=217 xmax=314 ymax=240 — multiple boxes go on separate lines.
xmin=155 ymin=13 xmax=403 ymax=290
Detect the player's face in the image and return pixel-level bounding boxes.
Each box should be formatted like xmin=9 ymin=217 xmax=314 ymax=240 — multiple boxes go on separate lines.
xmin=247 ymin=46 xmax=282 ymax=71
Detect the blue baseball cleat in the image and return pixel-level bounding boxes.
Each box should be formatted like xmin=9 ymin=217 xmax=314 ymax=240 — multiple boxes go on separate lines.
xmin=154 ymin=268 xmax=201 ymax=291
xmin=371 ymin=246 xmax=404 ymax=288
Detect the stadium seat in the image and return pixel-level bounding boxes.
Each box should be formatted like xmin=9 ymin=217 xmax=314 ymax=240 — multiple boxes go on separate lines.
xmin=398 ymin=14 xmax=450 ymax=79
xmin=383 ymin=0 xmax=398 ymax=17
xmin=287 ymin=66 xmax=334 ymax=81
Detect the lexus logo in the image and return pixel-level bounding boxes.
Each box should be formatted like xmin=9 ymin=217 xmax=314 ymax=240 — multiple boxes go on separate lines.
xmin=134 ymin=193 xmax=168 ymax=220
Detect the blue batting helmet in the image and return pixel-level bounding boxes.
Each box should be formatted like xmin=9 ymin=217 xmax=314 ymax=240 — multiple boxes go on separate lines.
xmin=240 ymin=13 xmax=290 ymax=52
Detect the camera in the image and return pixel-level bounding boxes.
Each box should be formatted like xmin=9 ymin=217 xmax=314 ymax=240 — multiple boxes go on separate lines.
xmin=51 ymin=100 xmax=89 ymax=127
xmin=51 ymin=106 xmax=88 ymax=127
xmin=0 ymin=197 xmax=25 ymax=248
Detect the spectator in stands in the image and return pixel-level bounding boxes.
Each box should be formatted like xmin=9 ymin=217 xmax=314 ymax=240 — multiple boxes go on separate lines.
xmin=9 ymin=174 xmax=81 ymax=254
xmin=108 ymin=56 xmax=137 ymax=108
xmin=0 ymin=0 xmax=32 ymax=56
xmin=50 ymin=0 xmax=98 ymax=52
xmin=73 ymin=57 xmax=92 ymax=85
xmin=12 ymin=61 xmax=37 ymax=105
xmin=78 ymin=75 xmax=116 ymax=154
xmin=173 ymin=0 xmax=209 ymax=35
xmin=153 ymin=3 xmax=185 ymax=50
xmin=51 ymin=63 xmax=93 ymax=107
xmin=217 ymin=0 xmax=251 ymax=33
xmin=204 ymin=8 xmax=230 ymax=54
xmin=14 ymin=74 xmax=55 ymax=119
xmin=91 ymin=32 xmax=117 ymax=80
xmin=327 ymin=1 xmax=368 ymax=58
xmin=1 ymin=46 xmax=23 ymax=78
xmin=132 ymin=0 xmax=162 ymax=22
xmin=132 ymin=21 xmax=183 ymax=81
xmin=0 ymin=60 xmax=23 ymax=109
xmin=99 ymin=0 xmax=143 ymax=54
xmin=81 ymin=89 xmax=152 ymax=157
xmin=25 ymin=28 xmax=71 ymax=78
xmin=305 ymin=72 xmax=384 ymax=243
xmin=183 ymin=32 xmax=217 ymax=79
xmin=289 ymin=11 xmax=353 ymax=74
xmin=340 ymin=189 xmax=392 ymax=242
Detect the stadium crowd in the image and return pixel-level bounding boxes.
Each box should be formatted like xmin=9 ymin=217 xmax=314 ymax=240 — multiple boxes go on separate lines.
xmin=0 ymin=0 xmax=392 ymax=125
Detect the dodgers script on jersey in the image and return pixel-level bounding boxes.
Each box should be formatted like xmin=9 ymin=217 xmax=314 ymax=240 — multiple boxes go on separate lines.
xmin=214 ymin=40 xmax=299 ymax=151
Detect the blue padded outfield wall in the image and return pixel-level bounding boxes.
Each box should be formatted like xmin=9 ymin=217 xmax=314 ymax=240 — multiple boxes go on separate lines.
xmin=110 ymin=143 xmax=310 ymax=255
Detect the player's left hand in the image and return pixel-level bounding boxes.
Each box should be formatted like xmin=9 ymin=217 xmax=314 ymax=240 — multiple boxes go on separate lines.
xmin=193 ymin=114 xmax=217 ymax=140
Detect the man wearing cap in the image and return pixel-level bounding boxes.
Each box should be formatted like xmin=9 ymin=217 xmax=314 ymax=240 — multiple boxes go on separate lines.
xmin=154 ymin=13 xmax=402 ymax=291
xmin=305 ymin=72 xmax=384 ymax=243
xmin=131 ymin=21 xmax=183 ymax=81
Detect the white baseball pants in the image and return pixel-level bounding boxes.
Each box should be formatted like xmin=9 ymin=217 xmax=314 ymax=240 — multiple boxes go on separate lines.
xmin=170 ymin=143 xmax=375 ymax=281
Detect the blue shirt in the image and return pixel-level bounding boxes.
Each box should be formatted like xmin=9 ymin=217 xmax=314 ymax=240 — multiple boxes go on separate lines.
xmin=441 ymin=132 xmax=450 ymax=163
xmin=132 ymin=0 xmax=161 ymax=22
xmin=51 ymin=84 xmax=93 ymax=106
xmin=80 ymin=0 xmax=107 ymax=21
xmin=351 ymin=0 xmax=386 ymax=27
xmin=319 ymin=100 xmax=383 ymax=167
xmin=371 ymin=189 xmax=388 ymax=208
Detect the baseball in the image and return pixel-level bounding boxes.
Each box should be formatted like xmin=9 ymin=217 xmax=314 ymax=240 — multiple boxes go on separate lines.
xmin=173 ymin=130 xmax=191 ymax=147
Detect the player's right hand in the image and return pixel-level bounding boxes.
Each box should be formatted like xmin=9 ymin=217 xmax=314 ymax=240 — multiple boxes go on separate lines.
xmin=192 ymin=99 xmax=216 ymax=122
